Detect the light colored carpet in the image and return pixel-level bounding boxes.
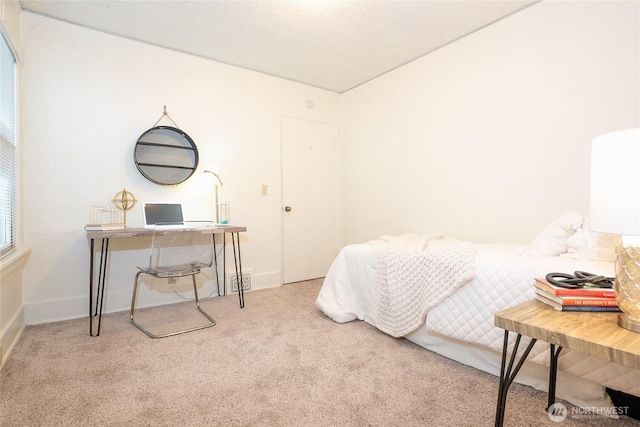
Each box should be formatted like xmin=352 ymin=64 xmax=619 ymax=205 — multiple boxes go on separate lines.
xmin=1 ymin=279 xmax=638 ymax=426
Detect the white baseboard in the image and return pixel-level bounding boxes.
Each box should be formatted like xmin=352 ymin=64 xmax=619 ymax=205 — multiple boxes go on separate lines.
xmin=0 ymin=247 xmax=30 ymax=367
xmin=1 ymin=306 xmax=25 ymax=367
xmin=24 ymin=271 xmax=283 ymax=325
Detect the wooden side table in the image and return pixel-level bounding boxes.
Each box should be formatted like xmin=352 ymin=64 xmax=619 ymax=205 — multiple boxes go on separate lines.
xmin=494 ymin=299 xmax=640 ymax=427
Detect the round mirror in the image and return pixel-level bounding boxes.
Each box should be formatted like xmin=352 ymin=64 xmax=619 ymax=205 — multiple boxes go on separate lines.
xmin=134 ymin=126 xmax=199 ymax=185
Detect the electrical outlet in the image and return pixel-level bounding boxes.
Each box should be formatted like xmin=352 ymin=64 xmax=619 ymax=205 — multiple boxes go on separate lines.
xmin=261 ymin=184 xmax=268 ymax=195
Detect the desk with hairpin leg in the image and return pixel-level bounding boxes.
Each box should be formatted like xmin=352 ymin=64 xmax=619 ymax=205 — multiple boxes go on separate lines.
xmin=493 ymin=299 xmax=640 ymax=426
xmin=86 ymin=226 xmax=247 ymax=337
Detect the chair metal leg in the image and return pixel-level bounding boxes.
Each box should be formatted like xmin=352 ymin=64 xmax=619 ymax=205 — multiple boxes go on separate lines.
xmin=192 ymin=274 xmax=217 ymax=326
xmin=130 ymin=270 xmax=141 ymax=319
xmin=130 ymin=272 xmax=216 ymax=339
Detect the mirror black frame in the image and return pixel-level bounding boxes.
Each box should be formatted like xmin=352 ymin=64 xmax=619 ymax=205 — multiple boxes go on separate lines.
xmin=133 ymin=126 xmax=199 ymax=185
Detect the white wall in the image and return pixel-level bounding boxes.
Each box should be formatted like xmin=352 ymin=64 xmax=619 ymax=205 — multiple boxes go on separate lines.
xmin=20 ymin=12 xmax=340 ymax=323
xmin=339 ymin=0 xmax=640 ymax=245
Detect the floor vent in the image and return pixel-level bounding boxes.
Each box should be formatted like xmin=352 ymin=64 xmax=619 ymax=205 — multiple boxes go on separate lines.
xmin=227 ymin=272 xmax=252 ymax=293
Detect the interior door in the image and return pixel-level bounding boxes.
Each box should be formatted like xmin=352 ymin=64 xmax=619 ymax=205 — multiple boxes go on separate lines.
xmin=281 ymin=116 xmax=338 ymax=284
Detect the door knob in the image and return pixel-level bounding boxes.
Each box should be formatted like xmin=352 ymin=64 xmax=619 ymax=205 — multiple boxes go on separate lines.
xmin=284 ymin=206 xmax=292 ymax=212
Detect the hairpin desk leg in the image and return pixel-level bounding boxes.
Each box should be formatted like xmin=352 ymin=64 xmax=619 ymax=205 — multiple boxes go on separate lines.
xmin=231 ymin=232 xmax=245 ymax=308
xmin=90 ymin=238 xmax=109 ymax=336
xmin=222 ymin=235 xmax=226 ymax=296
xmin=213 ymin=236 xmax=221 ymax=297
xmin=89 ymin=238 xmax=95 ymax=336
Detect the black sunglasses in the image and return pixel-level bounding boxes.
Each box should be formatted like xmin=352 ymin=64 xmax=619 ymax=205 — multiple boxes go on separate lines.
xmin=545 ymin=271 xmax=614 ymax=289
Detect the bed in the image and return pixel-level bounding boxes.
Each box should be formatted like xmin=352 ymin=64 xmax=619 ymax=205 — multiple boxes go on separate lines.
xmin=315 ymin=213 xmax=640 ymax=412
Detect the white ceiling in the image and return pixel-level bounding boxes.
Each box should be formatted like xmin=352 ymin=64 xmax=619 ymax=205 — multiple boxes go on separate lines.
xmin=19 ymin=0 xmax=539 ymax=93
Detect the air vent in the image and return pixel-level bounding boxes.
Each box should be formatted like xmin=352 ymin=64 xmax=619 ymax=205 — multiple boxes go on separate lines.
xmin=227 ymin=272 xmax=252 ymax=293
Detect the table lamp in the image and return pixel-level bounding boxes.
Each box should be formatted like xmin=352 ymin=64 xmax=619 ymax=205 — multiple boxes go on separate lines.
xmin=589 ymin=128 xmax=640 ymax=333
xmin=203 ymin=167 xmax=223 ymax=224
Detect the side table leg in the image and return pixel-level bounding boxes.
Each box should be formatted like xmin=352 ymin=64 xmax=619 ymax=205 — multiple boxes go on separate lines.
xmin=548 ymin=344 xmax=563 ymax=409
xmin=495 ymin=331 xmax=537 ymax=427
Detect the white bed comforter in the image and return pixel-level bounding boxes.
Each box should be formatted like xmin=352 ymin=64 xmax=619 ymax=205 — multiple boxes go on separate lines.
xmin=316 ymin=240 xmax=640 ymax=399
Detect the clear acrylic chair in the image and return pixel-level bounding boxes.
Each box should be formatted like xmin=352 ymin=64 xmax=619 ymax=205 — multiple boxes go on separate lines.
xmin=130 ymin=221 xmax=216 ymax=338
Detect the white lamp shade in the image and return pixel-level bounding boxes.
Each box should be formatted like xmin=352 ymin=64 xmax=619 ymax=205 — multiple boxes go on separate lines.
xmin=589 ymin=128 xmax=640 ymax=236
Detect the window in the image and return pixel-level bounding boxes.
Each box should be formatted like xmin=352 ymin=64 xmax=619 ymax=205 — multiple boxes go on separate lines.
xmin=0 ymin=33 xmax=17 ymax=257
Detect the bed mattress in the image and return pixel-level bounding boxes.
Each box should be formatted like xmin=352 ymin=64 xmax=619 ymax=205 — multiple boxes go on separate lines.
xmin=316 ymin=241 xmax=640 ymax=407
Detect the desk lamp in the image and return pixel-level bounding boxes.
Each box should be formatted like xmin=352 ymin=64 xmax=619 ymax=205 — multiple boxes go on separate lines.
xmin=203 ymin=167 xmax=223 ymax=224
xmin=589 ymin=128 xmax=640 ymax=332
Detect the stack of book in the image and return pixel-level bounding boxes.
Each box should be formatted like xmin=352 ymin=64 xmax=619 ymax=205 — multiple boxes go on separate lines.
xmin=534 ymin=277 xmax=621 ymax=312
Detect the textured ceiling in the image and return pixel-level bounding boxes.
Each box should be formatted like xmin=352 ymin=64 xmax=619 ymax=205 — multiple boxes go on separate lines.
xmin=20 ymin=0 xmax=538 ymax=93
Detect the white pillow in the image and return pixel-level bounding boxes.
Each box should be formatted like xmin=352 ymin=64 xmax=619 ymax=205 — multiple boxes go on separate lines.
xmin=529 ymin=212 xmax=584 ymax=256
xmin=561 ymin=219 xmax=620 ymax=262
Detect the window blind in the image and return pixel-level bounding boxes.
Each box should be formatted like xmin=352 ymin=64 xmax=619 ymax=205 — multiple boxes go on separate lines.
xmin=0 ymin=33 xmax=17 ymax=257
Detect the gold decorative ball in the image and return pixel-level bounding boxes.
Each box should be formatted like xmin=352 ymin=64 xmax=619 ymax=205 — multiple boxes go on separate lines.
xmin=112 ymin=189 xmax=137 ymax=211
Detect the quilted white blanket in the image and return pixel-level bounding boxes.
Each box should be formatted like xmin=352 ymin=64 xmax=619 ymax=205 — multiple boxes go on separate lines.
xmin=368 ymin=234 xmax=475 ymax=337
xmin=316 ymin=239 xmax=640 ymax=407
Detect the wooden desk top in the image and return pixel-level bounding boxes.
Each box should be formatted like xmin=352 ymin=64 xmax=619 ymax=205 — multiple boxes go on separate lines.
xmin=495 ymin=299 xmax=640 ymax=370
xmin=86 ymin=225 xmax=247 ymax=239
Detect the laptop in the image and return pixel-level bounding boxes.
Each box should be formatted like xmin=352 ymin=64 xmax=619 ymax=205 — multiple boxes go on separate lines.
xmin=142 ymin=202 xmax=190 ymax=230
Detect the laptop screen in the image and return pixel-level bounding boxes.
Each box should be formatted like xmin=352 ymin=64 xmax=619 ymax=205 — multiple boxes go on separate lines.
xmin=143 ymin=203 xmax=184 ymax=227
